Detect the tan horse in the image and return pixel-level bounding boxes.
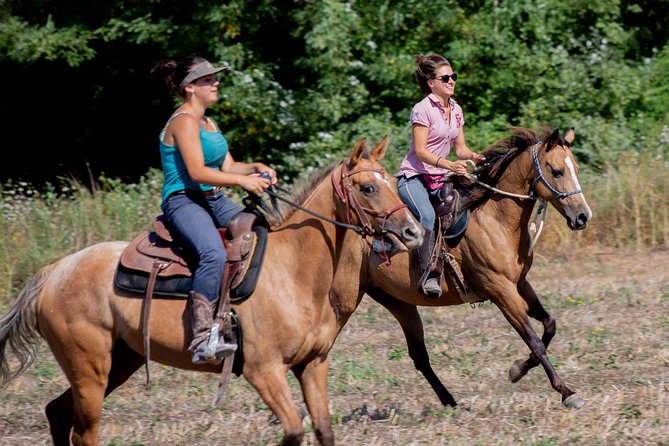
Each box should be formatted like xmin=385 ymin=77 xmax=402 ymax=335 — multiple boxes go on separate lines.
xmin=366 ymin=127 xmax=592 ymax=409
xmin=0 ymin=137 xmax=423 ymax=446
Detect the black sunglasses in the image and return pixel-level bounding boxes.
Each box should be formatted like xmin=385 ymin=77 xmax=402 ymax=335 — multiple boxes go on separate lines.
xmin=434 ymin=73 xmax=458 ymax=83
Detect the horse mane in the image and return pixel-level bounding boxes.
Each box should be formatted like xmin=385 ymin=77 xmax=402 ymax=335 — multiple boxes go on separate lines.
xmin=461 ymin=126 xmax=555 ymax=209
xmin=264 ymin=163 xmax=339 ymax=228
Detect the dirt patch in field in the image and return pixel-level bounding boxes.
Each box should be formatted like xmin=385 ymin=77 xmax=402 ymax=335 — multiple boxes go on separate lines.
xmin=1 ymin=248 xmax=668 ymax=445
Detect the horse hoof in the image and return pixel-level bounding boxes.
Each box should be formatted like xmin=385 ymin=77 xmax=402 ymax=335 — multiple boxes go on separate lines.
xmin=508 ymin=360 xmax=525 ymax=383
xmin=562 ymin=394 xmax=585 ymax=409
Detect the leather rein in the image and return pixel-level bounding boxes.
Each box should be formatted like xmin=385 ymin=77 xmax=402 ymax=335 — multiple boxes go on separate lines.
xmin=473 ymin=142 xmax=583 ymax=201
xmin=255 ymin=161 xmax=407 ymax=240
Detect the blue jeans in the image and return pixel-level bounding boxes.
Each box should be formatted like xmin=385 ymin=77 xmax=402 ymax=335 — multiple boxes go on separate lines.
xmin=162 ymin=191 xmax=243 ymax=301
xmin=397 ymin=175 xmax=440 ymax=231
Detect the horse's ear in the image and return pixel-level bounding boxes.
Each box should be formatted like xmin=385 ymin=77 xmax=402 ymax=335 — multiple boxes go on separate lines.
xmin=349 ymin=137 xmax=367 ymax=168
xmin=370 ymin=136 xmax=388 ymax=161
xmin=564 ymin=127 xmax=575 ymax=145
xmin=545 ymin=128 xmax=560 ymax=151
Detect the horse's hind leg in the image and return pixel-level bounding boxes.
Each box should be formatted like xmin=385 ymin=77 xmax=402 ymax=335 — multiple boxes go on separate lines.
xmin=494 ymin=282 xmax=583 ymax=409
xmin=45 ymin=388 xmax=75 ymax=446
xmin=104 ymin=340 xmax=145 ymax=393
xmin=508 ymin=279 xmax=556 ymax=383
xmin=293 ymin=358 xmax=334 ymax=446
xmin=245 ymin=365 xmax=305 ymax=445
xmin=45 ymin=340 xmax=144 ymax=445
xmin=367 ymin=287 xmax=457 ymax=407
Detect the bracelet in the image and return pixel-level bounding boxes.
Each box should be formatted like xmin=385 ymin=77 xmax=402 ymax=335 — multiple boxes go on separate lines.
xmin=436 ymin=156 xmax=442 ymax=168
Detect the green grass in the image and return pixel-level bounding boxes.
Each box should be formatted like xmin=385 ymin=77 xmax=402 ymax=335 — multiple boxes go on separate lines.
xmin=527 ymin=439 xmax=558 ymax=446
xmin=0 ymin=169 xmax=163 ymax=304
xmin=386 ymin=347 xmax=405 ymax=360
xmin=30 ymin=362 xmax=58 ymax=381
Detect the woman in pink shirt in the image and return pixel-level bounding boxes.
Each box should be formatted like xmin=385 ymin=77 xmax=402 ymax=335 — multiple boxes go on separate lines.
xmin=396 ymin=53 xmax=485 ymax=297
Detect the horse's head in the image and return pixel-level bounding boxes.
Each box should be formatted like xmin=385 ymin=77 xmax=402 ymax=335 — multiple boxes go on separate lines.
xmin=333 ymin=137 xmax=423 ymax=252
xmin=533 ymin=128 xmax=592 ymax=230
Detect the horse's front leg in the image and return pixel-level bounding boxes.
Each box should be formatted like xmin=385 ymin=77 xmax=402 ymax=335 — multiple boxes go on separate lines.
xmin=508 ymin=279 xmax=556 ymax=383
xmin=494 ymin=285 xmax=584 ymax=409
xmin=293 ymin=358 xmax=335 ymax=446
xmin=245 ymin=365 xmax=305 ymax=446
xmin=367 ymin=287 xmax=457 ymax=407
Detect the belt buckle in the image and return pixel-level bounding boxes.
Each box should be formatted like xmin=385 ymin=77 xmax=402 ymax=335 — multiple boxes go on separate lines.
xmin=204 ymin=187 xmax=219 ymax=196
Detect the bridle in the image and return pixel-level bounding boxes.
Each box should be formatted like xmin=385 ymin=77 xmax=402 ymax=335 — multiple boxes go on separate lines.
xmin=470 ymin=141 xmax=583 ymax=255
xmin=530 ymin=143 xmax=582 ymax=200
xmin=330 ymin=161 xmax=408 ymax=238
xmin=472 ymin=142 xmax=583 ymax=201
xmin=251 ymin=160 xmax=407 ymax=240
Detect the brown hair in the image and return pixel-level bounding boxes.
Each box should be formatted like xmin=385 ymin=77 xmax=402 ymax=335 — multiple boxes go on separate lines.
xmin=150 ymin=56 xmax=208 ymax=98
xmin=413 ymin=53 xmax=452 ymax=96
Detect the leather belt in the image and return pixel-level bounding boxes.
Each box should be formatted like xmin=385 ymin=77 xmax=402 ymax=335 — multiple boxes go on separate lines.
xmin=171 ymin=188 xmax=219 ymax=198
xmin=201 ymin=188 xmax=219 ymax=196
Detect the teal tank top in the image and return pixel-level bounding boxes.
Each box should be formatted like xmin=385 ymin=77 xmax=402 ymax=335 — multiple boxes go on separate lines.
xmin=159 ymin=113 xmax=229 ymax=209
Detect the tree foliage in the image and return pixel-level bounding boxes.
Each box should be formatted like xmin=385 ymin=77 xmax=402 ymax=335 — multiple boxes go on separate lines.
xmin=1 ymin=0 xmax=667 ymax=184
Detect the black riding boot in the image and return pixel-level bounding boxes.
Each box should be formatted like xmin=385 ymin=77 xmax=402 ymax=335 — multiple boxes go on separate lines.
xmin=417 ymin=228 xmax=442 ymax=298
xmin=187 ymin=291 xmax=237 ymax=364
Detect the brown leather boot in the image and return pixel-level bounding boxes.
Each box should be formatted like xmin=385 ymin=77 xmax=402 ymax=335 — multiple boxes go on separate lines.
xmin=187 ymin=291 xmax=237 ymax=364
xmin=417 ymin=229 xmax=442 ymax=298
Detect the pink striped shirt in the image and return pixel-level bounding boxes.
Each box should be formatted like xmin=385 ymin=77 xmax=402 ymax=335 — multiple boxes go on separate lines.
xmin=396 ymin=94 xmax=465 ymax=178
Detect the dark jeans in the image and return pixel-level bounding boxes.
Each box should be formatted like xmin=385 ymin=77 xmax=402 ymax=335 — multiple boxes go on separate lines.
xmin=162 ymin=191 xmax=243 ymax=301
xmin=397 ymin=175 xmax=440 ymax=230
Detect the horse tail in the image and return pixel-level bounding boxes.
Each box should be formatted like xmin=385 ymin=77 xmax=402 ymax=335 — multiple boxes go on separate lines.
xmin=0 ymin=264 xmax=54 ymax=390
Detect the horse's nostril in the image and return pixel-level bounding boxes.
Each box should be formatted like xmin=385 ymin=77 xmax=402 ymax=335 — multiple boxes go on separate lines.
xmin=577 ymin=213 xmax=588 ymax=225
xmin=405 ymin=227 xmax=419 ymax=239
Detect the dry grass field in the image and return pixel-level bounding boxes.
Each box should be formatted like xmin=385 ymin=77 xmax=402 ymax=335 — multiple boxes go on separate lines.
xmin=1 ymin=248 xmax=668 ymax=446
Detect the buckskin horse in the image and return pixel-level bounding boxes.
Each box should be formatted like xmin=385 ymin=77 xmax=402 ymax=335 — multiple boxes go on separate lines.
xmin=365 ymin=127 xmax=592 ymax=409
xmin=0 ymin=137 xmax=423 ymax=446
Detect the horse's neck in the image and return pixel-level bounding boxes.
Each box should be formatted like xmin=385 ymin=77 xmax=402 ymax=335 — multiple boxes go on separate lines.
xmin=277 ymin=181 xmax=366 ymax=320
xmin=479 ymin=150 xmax=537 ymax=230
xmin=331 ymin=230 xmax=368 ymax=318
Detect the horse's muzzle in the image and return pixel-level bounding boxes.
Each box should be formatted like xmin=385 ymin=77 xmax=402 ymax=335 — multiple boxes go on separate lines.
xmin=569 ymin=212 xmax=590 ymax=230
xmin=383 ymin=224 xmax=423 ymax=252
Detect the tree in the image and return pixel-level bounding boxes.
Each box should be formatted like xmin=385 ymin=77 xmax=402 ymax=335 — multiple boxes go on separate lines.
xmin=0 ymin=0 xmax=667 ymax=186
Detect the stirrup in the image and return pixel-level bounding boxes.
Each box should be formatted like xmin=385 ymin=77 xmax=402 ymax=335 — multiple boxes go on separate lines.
xmin=419 ymin=273 xmax=442 ymax=298
xmin=191 ymin=322 xmax=237 ymax=365
xmin=191 ymin=338 xmax=237 ymax=365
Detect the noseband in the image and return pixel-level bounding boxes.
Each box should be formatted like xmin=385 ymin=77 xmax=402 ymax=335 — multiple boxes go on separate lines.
xmin=331 ymin=161 xmax=408 ymax=238
xmin=531 ymin=143 xmax=583 ymax=200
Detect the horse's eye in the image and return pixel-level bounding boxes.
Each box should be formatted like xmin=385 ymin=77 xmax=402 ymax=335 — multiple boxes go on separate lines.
xmin=360 ymin=184 xmax=376 ymax=194
xmin=551 ymin=167 xmax=564 ymax=178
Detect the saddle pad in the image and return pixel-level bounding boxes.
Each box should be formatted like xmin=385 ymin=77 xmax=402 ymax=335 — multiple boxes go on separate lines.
xmin=114 ymin=263 xmax=192 ymax=298
xmin=443 ymin=209 xmax=470 ymax=240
